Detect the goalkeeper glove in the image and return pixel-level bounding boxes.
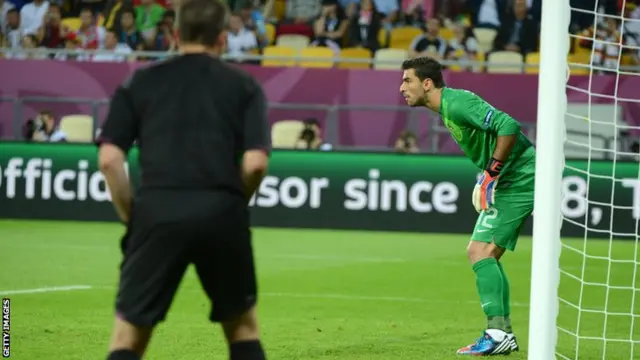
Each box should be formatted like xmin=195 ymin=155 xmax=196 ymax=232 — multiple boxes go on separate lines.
xmin=472 ymin=158 xmax=503 ymax=213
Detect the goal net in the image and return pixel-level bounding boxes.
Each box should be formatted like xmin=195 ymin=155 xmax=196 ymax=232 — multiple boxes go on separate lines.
xmin=549 ymin=1 xmax=640 ymax=359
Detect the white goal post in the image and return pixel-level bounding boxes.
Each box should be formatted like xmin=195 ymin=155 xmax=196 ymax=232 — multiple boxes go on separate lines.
xmin=531 ymin=0 xmax=640 ymax=359
xmin=528 ymin=0 xmax=569 ymax=358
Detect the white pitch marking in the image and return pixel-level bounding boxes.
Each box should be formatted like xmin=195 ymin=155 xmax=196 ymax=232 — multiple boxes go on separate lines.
xmin=0 ymin=285 xmax=93 ymax=296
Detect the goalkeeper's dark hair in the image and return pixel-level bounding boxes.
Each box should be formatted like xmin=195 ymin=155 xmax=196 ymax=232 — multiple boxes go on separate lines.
xmin=401 ymin=57 xmax=445 ymax=88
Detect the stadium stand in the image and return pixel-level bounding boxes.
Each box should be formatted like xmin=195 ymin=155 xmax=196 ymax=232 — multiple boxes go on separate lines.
xmin=486 ymin=51 xmax=524 ymax=74
xmin=2 ymin=0 xmax=637 ymax=75
xmin=271 ymin=120 xmax=306 ymax=148
xmin=2 ymin=0 xmax=640 ymax=150
xmin=58 ymin=114 xmax=94 ymax=143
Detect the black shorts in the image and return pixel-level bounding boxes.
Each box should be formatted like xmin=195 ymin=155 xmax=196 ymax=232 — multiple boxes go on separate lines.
xmin=115 ymin=190 xmax=257 ymax=327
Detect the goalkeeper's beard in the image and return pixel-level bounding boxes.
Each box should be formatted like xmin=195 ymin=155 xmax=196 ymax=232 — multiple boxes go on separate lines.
xmin=413 ymin=94 xmax=427 ymax=108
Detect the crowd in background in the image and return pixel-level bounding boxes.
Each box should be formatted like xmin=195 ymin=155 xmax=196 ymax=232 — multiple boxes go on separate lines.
xmin=0 ymin=0 xmax=639 ymax=69
xmin=3 ymin=0 xmax=640 ymax=152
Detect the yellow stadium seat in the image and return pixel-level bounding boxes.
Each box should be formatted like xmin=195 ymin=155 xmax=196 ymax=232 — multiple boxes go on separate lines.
xmin=276 ymin=34 xmax=310 ymax=51
xmin=621 ymin=54 xmax=633 ymax=66
xmin=262 ymin=45 xmax=297 ymax=67
xmin=298 ymin=47 xmax=334 ymax=68
xmin=448 ymin=49 xmax=468 ymax=72
xmin=272 ymin=0 xmax=286 ymax=21
xmin=59 ymin=114 xmax=94 ymax=143
xmin=265 ymin=23 xmax=276 ymax=45
xmin=439 ymin=27 xmax=455 ymax=41
xmin=388 ymin=26 xmax=423 ymax=50
xmin=337 ymin=47 xmax=371 ymax=69
xmin=61 ymin=17 xmax=82 ymax=32
xmin=474 ymin=51 xmax=486 ymax=73
xmin=373 ymin=48 xmax=408 ymax=70
xmin=486 ymin=51 xmax=523 ymax=73
xmin=377 ymin=28 xmax=388 ymax=48
xmin=271 ymin=120 xmax=305 ymax=148
xmin=572 ymin=35 xmax=592 ymax=55
xmin=568 ymin=53 xmax=591 ymax=75
xmin=473 ymin=28 xmax=497 ymax=53
xmin=525 ymin=52 xmax=540 ymax=74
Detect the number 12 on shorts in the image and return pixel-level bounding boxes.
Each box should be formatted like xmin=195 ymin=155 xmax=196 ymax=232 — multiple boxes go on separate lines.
xmin=478 ymin=208 xmax=498 ymax=231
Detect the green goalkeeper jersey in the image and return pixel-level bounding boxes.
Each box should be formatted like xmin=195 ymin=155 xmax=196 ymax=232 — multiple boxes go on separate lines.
xmin=440 ymin=87 xmax=535 ymax=191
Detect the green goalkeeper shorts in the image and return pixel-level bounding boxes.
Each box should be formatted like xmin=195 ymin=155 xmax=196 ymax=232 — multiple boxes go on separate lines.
xmin=471 ymin=189 xmax=534 ymax=251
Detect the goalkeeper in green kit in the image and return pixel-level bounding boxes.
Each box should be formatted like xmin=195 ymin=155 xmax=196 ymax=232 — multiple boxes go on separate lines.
xmin=399 ymin=57 xmax=535 ymax=356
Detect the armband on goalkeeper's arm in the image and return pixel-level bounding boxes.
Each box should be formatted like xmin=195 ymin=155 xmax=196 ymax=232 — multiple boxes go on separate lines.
xmin=472 ymin=158 xmax=504 ymax=212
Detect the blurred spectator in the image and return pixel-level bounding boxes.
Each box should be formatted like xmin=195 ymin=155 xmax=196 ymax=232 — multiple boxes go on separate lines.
xmin=132 ymin=0 xmax=167 ymax=7
xmin=20 ymin=0 xmax=49 ymax=35
xmin=262 ymin=0 xmax=275 ymax=19
xmin=76 ymin=0 xmax=107 ymax=17
xmin=18 ymin=33 xmax=48 ymax=58
xmin=92 ymin=28 xmax=132 ymax=61
xmin=492 ymin=0 xmax=538 ymax=56
xmin=294 ymin=118 xmax=333 ymax=151
xmin=580 ymin=16 xmax=622 ymax=72
xmin=24 ymin=111 xmax=67 ymax=142
xmin=226 ymin=12 xmax=258 ymax=60
xmin=75 ymin=8 xmax=106 ymax=49
xmin=394 ymin=130 xmax=419 ymax=153
xmin=623 ymin=2 xmax=640 ymax=39
xmin=401 ymin=0 xmax=428 ymax=28
xmin=239 ymin=0 xmax=268 ymax=46
xmin=102 ymin=0 xmax=133 ymax=32
xmin=337 ymin=0 xmax=356 ymax=18
xmin=311 ymin=0 xmax=348 ymax=53
xmin=570 ymin=0 xmax=619 ymax=32
xmin=622 ymin=2 xmax=640 ymax=64
xmin=1 ymin=8 xmax=21 ymax=48
xmin=347 ymin=0 xmax=382 ymax=51
xmin=38 ymin=3 xmax=66 ymax=49
xmin=54 ymin=32 xmax=85 ymax=60
xmin=373 ymin=0 xmax=398 ymax=30
xmin=527 ymin=0 xmax=542 ymax=22
xmin=436 ymin=0 xmax=464 ymax=20
xmin=115 ymin=7 xmax=143 ymax=49
xmin=1 ymin=0 xmax=15 ymax=34
xmin=143 ymin=9 xmax=175 ymax=52
xmin=284 ymin=0 xmax=321 ymax=25
xmin=408 ymin=17 xmax=447 ymax=60
xmin=446 ymin=21 xmax=479 ymax=71
xmin=136 ymin=0 xmax=165 ymax=38
xmin=469 ymin=0 xmax=508 ymax=29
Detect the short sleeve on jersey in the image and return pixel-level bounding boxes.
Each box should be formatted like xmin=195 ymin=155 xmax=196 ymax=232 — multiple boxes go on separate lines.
xmin=97 ymin=82 xmax=138 ymax=154
xmin=243 ymin=80 xmax=270 ymax=153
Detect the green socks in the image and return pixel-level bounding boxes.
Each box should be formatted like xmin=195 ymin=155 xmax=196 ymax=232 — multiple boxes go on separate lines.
xmin=497 ymin=261 xmax=512 ymax=333
xmin=473 ymin=257 xmax=508 ymax=332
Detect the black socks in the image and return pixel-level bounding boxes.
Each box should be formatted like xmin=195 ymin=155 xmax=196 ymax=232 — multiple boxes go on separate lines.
xmin=106 ymin=349 xmax=140 ymax=360
xmin=230 ymin=340 xmax=266 ymax=360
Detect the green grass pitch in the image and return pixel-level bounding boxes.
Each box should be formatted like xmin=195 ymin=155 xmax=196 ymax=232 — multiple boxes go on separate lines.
xmin=1 ymin=220 xmax=639 ymax=359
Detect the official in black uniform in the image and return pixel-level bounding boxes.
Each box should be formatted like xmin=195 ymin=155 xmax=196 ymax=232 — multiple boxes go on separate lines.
xmin=97 ymin=0 xmax=270 ymax=358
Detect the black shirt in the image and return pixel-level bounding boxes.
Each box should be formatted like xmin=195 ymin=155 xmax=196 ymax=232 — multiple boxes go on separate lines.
xmin=409 ymin=35 xmax=448 ymax=57
xmin=97 ymin=54 xmax=270 ymax=198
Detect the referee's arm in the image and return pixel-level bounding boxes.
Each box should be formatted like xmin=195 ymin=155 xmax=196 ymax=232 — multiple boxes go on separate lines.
xmin=241 ymin=81 xmax=270 ymax=201
xmin=96 ymin=83 xmax=138 ymax=224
